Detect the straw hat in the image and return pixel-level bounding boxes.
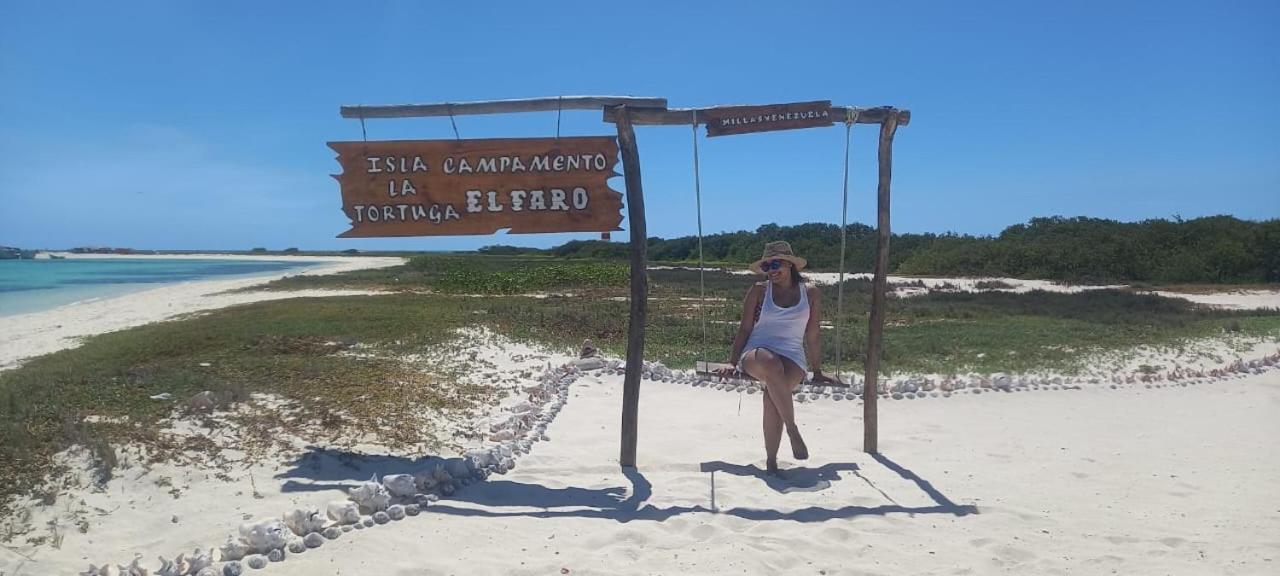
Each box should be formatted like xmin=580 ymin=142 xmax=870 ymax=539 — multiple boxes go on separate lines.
xmin=748 ymin=241 xmax=807 ymax=275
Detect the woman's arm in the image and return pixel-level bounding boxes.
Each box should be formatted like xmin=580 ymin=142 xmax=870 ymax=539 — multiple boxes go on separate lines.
xmin=804 ymin=285 xmax=829 ymax=380
xmin=727 ymin=283 xmax=763 ymax=366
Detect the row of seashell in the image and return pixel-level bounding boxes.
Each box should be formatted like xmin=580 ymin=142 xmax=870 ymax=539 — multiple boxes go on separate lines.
xmin=82 ymin=360 xmax=582 ymax=576
xmin=591 ymin=350 xmax=1280 ymax=403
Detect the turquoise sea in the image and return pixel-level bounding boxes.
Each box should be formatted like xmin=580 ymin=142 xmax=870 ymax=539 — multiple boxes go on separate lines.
xmin=0 ymin=258 xmax=318 ymax=317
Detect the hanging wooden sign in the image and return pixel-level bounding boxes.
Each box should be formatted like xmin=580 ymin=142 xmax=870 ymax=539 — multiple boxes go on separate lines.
xmin=328 ymin=137 xmax=624 ymax=237
xmin=702 ymin=100 xmax=833 ymax=137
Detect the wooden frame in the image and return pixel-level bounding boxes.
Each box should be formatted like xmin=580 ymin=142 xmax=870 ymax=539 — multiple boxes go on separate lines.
xmin=337 ymin=95 xmax=908 ymax=466
xmin=601 ymin=102 xmax=908 ymax=461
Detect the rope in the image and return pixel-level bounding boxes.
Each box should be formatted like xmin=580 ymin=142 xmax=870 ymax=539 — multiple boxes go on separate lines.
xmin=447 ymin=104 xmax=461 ymax=140
xmin=834 ymin=107 xmax=859 ymax=384
xmin=691 ymin=110 xmax=708 ymax=375
xmin=556 ymin=96 xmax=563 ymax=140
xmin=359 ymin=115 xmax=367 ymax=142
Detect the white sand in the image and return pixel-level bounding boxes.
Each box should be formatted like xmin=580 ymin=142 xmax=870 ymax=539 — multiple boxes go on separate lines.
xmin=715 ymin=266 xmax=1280 ymax=310
xmin=9 ymin=336 xmax=1277 ymax=575
xmin=1152 ymin=289 xmax=1280 ymax=311
xmin=281 ymin=367 xmax=1280 ymax=575
xmin=0 ymin=254 xmax=404 ymax=371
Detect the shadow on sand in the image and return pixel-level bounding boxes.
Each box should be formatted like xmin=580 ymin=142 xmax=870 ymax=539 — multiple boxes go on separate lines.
xmin=275 ymin=446 xmax=976 ymax=523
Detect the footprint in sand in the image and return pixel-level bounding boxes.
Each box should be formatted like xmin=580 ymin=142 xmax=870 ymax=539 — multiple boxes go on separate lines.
xmin=1105 ymin=535 xmax=1141 ymax=545
xmin=689 ymin=523 xmax=718 ymax=542
xmin=992 ymin=545 xmax=1038 ymax=563
xmin=1160 ymin=537 xmax=1187 ymax=548
xmin=821 ymin=526 xmax=852 ymax=543
xmin=970 ymin=537 xmax=994 ymax=548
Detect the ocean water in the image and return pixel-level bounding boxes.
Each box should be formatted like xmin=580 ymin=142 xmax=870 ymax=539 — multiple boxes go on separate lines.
xmin=0 ymin=258 xmax=319 ymax=317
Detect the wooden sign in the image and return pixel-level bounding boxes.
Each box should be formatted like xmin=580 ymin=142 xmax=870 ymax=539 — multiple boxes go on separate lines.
xmin=328 ymin=137 xmax=623 ymax=237
xmin=702 ymin=100 xmax=833 ymax=137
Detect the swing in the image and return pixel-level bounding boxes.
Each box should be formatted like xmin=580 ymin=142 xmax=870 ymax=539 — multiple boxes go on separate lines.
xmin=691 ymin=109 xmax=862 ymax=387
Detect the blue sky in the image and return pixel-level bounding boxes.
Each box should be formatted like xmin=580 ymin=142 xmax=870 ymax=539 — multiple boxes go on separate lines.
xmin=1 ymin=0 xmax=1276 ymax=251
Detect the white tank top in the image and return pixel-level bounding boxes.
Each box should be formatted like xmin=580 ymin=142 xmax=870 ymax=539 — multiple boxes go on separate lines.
xmin=743 ymin=280 xmax=810 ymax=371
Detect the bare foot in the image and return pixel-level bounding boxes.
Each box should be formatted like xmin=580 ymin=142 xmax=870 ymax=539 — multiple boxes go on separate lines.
xmin=765 ymin=458 xmax=780 ymax=476
xmin=787 ymin=425 xmax=809 ymax=460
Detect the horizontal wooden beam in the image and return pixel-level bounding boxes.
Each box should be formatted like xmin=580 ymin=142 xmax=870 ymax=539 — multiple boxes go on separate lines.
xmin=341 ymin=96 xmax=668 ymax=119
xmin=603 ymin=105 xmax=910 ymax=127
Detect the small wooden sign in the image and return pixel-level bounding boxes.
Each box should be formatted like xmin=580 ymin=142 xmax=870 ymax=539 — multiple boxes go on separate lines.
xmin=328 ymin=137 xmax=623 ymax=237
xmin=702 ymin=100 xmax=834 ymax=137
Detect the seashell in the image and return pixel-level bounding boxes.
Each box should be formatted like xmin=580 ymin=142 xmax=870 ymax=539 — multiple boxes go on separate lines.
xmin=222 ymin=561 xmax=243 ymax=576
xmin=188 ymin=390 xmax=216 ymax=412
xmin=170 ymin=553 xmax=195 ymax=574
xmin=283 ymin=507 xmax=326 ymax=536
xmin=238 ymin=519 xmax=291 ymax=553
xmin=381 ymin=473 xmax=417 ymax=498
xmin=287 ymin=540 xmax=307 ymax=554
xmin=387 ymin=504 xmax=406 ymax=520
xmin=303 ymin=532 xmax=325 ymax=548
xmin=373 ymin=511 xmax=391 ymax=524
xmin=119 ymin=558 xmax=148 ymax=576
xmin=156 ymin=557 xmax=180 ymax=576
xmin=266 ymin=548 xmax=285 ymax=563
xmin=245 ymin=555 xmax=267 ymax=570
xmin=444 ymin=458 xmax=471 ymax=480
xmin=466 ymin=449 xmax=496 ymax=469
xmin=187 ymin=549 xmax=214 ymax=574
xmin=348 ymin=474 xmax=391 ymax=513
xmin=326 ymin=500 xmax=360 ymax=525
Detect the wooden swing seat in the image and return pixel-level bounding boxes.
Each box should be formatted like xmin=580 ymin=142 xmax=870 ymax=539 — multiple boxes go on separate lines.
xmin=694 ymin=361 xmax=851 ymax=387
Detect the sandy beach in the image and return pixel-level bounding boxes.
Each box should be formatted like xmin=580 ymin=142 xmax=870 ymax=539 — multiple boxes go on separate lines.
xmin=281 ymin=368 xmax=1280 ymax=576
xmin=1 ymin=259 xmax=1277 ymax=576
xmin=0 ymin=254 xmax=404 ymax=371
xmin=6 ymin=346 xmax=1277 ymax=575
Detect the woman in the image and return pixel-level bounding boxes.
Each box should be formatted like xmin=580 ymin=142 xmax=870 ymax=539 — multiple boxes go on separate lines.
xmin=717 ymin=241 xmax=835 ymax=475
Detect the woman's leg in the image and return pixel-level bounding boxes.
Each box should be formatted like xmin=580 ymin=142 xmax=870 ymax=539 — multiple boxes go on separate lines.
xmin=742 ymin=349 xmax=808 ymax=461
xmin=761 ymin=388 xmax=783 ymax=472
xmin=777 ymin=357 xmax=808 ymax=460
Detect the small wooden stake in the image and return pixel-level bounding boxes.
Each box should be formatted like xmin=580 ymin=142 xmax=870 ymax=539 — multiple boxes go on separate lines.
xmin=615 ymin=106 xmax=648 ymax=468
xmin=864 ymin=113 xmax=899 ymax=454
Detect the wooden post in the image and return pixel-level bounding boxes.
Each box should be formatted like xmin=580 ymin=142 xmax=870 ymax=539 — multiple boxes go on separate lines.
xmin=863 ymin=113 xmax=900 ymax=454
xmin=615 ymin=106 xmax=648 ymax=468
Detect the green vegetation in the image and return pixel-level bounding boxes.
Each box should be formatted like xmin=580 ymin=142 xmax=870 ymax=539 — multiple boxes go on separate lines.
xmin=3 ymin=253 xmax=1277 ymax=519
xmin=532 ymin=216 xmax=1280 ymax=284
xmin=253 ymin=254 xmax=627 ymax=294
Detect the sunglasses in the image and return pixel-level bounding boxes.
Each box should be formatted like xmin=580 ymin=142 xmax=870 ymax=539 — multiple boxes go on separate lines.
xmin=761 ymin=260 xmax=786 ymax=271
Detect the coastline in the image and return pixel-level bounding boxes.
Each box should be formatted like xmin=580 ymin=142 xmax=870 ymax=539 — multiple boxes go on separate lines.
xmin=0 ymin=254 xmax=405 ymax=371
